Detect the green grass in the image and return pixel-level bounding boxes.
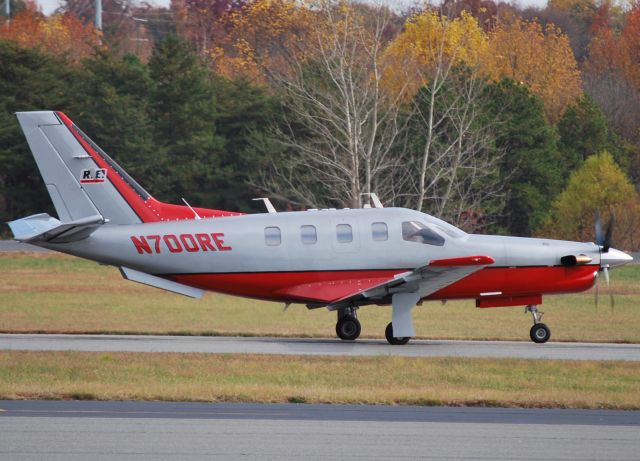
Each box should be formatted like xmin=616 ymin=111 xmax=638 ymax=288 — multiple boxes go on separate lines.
xmin=1 ymin=351 xmax=639 ymax=409
xmin=1 ymin=252 xmax=639 ymax=342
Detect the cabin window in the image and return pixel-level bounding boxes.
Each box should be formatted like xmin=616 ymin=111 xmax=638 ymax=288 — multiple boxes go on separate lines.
xmin=300 ymin=225 xmax=317 ymax=244
xmin=371 ymin=222 xmax=388 ymax=241
xmin=264 ymin=227 xmax=281 ymax=246
xmin=336 ymin=224 xmax=353 ymax=243
xmin=402 ymin=221 xmax=445 ymax=246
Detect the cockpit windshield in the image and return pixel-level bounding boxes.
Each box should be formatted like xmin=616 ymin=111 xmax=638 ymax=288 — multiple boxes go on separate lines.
xmin=402 ymin=221 xmax=445 ymax=246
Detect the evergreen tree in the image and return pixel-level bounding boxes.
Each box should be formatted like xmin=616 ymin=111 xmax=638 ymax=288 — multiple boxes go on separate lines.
xmin=212 ymin=77 xmax=282 ymax=212
xmin=148 ymin=36 xmax=225 ymax=204
xmin=557 ymin=94 xmax=611 ymax=175
xmin=0 ymin=40 xmax=78 ymax=226
xmin=486 ymin=79 xmax=562 ymax=236
xmin=68 ymin=51 xmax=157 ymax=193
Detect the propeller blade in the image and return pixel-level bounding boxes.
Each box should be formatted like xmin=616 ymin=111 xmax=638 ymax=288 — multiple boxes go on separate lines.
xmin=594 ymin=271 xmax=599 ymax=312
xmin=602 ymin=266 xmax=615 ymax=312
xmin=603 ymin=212 xmax=615 ymax=253
xmin=595 ymin=210 xmax=603 ymax=246
xmin=601 ymin=265 xmax=616 ymax=312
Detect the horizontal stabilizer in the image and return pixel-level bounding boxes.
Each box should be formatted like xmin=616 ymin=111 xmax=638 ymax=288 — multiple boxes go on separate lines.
xmin=119 ymin=267 xmax=204 ymax=299
xmin=8 ymin=213 xmax=105 ymax=243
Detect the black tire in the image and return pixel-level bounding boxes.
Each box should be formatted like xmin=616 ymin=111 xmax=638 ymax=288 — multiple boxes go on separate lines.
xmin=530 ymin=323 xmax=551 ymax=344
xmin=385 ymin=322 xmax=410 ymax=345
xmin=336 ymin=316 xmax=361 ymax=340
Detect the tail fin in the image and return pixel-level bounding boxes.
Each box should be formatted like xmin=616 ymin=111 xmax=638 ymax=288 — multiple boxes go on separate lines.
xmin=15 ymin=111 xmax=239 ymax=225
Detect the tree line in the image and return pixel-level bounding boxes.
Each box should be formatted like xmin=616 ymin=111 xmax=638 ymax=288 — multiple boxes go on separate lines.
xmin=1 ymin=0 xmax=639 ymax=249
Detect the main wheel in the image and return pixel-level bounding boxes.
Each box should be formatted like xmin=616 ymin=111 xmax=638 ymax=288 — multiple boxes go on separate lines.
xmin=336 ymin=316 xmax=361 ymax=340
xmin=385 ymin=322 xmax=410 ymax=345
xmin=530 ymin=323 xmax=551 ymax=343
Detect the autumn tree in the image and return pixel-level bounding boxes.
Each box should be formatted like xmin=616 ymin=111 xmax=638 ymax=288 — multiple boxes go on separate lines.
xmin=529 ymin=0 xmax=599 ymax=62
xmin=172 ymin=0 xmax=243 ymax=58
xmin=585 ymin=3 xmax=640 ymax=149
xmin=483 ymin=17 xmax=582 ymax=122
xmin=61 ymin=0 xmax=153 ymax=58
xmin=541 ymin=152 xmax=640 ymax=250
xmin=0 ymin=8 xmax=101 ymax=61
xmin=219 ymin=0 xmax=319 ymax=80
xmin=384 ymin=9 xmax=487 ymax=99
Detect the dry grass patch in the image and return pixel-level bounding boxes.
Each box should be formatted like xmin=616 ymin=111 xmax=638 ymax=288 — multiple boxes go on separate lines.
xmin=0 ymin=351 xmax=638 ymax=409
xmin=1 ymin=253 xmax=639 ymax=342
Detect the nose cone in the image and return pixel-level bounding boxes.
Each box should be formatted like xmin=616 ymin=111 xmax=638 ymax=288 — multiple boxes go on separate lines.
xmin=601 ymin=248 xmax=634 ymax=268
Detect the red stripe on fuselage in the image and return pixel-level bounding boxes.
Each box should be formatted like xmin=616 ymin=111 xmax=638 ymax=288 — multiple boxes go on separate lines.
xmin=168 ymin=265 xmax=599 ymax=304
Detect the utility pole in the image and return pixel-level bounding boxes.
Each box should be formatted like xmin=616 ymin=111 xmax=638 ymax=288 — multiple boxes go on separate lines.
xmin=4 ymin=0 xmax=10 ymax=20
xmin=132 ymin=17 xmax=148 ymax=56
xmin=95 ymin=0 xmax=102 ymax=30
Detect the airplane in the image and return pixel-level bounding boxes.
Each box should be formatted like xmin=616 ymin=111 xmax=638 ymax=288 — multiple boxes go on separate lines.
xmin=7 ymin=111 xmax=634 ymax=345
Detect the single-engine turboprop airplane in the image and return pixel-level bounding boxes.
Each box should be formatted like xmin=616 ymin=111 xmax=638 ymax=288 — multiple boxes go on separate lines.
xmin=7 ymin=111 xmax=634 ymax=344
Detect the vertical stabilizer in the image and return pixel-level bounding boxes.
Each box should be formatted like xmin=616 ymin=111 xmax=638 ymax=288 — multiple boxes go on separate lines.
xmin=15 ymin=111 xmax=241 ymax=225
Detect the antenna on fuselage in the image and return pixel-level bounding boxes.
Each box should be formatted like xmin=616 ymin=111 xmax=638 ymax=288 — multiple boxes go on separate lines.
xmin=181 ymin=198 xmax=202 ymax=220
xmin=252 ymin=197 xmax=277 ymax=214
xmin=361 ymin=193 xmax=384 ymax=209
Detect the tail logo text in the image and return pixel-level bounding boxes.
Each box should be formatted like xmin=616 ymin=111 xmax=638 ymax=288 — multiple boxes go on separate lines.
xmin=80 ymin=168 xmax=107 ymax=184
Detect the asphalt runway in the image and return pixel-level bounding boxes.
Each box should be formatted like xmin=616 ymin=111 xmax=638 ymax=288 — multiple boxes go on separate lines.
xmin=2 ymin=333 xmax=640 ymax=361
xmin=1 ymin=401 xmax=639 ymax=460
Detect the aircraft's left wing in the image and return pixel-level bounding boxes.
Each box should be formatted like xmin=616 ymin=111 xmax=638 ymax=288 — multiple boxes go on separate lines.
xmin=327 ymin=255 xmax=494 ymax=310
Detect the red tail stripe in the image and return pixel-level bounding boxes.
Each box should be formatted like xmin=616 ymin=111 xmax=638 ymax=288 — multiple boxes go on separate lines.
xmin=56 ymin=111 xmax=242 ymax=222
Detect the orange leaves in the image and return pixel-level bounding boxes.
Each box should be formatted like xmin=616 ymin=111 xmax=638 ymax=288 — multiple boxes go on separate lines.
xmin=0 ymin=10 xmax=102 ymax=61
xmin=586 ymin=3 xmax=640 ymax=102
xmin=383 ymin=10 xmax=581 ymax=120
xmin=483 ymin=18 xmax=582 ymax=122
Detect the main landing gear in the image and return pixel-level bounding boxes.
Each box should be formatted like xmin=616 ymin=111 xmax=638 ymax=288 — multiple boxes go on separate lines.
xmin=336 ymin=308 xmax=361 ymax=341
xmin=335 ymin=306 xmax=414 ymax=345
xmin=385 ymin=322 xmax=410 ymax=345
xmin=526 ymin=305 xmax=551 ymax=343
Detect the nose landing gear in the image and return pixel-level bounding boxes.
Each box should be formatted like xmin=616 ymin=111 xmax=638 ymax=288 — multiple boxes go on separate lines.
xmin=526 ymin=305 xmax=550 ymax=343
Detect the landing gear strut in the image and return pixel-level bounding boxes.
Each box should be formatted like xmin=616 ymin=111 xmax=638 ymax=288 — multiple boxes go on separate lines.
xmin=525 ymin=305 xmax=550 ymax=343
xmin=336 ymin=308 xmax=361 ymax=341
xmin=385 ymin=322 xmax=410 ymax=345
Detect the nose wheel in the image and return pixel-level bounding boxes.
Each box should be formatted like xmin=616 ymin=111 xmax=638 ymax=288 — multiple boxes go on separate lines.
xmin=526 ymin=305 xmax=550 ymax=343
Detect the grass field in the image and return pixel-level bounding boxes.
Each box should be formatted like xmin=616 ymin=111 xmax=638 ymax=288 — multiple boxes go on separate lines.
xmin=1 ymin=351 xmax=639 ymax=409
xmin=1 ymin=253 xmax=638 ymax=342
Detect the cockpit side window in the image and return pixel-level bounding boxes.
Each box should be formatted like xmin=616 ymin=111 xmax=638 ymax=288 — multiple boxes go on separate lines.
xmin=402 ymin=221 xmax=445 ymax=246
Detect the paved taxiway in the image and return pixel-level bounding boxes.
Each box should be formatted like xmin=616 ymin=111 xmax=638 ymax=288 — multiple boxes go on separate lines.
xmin=2 ymin=333 xmax=640 ymax=361
xmin=1 ymin=401 xmax=639 ymax=460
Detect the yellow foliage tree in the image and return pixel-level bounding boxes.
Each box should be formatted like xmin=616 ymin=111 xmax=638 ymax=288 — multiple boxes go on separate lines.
xmin=383 ymin=10 xmax=487 ymax=97
xmin=215 ymin=0 xmax=320 ymax=80
xmin=541 ymin=151 xmax=640 ymax=249
xmin=483 ymin=18 xmax=582 ymax=122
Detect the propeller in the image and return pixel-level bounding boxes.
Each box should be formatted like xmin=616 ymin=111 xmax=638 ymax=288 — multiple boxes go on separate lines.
xmin=594 ymin=210 xmax=616 ymax=311
xmin=595 ymin=210 xmax=615 ymax=253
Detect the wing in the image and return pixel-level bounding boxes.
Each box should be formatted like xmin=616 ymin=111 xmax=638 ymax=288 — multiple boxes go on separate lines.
xmin=327 ymin=255 xmax=494 ymax=310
